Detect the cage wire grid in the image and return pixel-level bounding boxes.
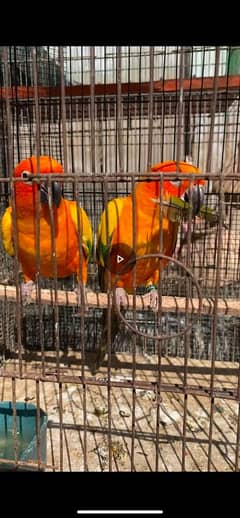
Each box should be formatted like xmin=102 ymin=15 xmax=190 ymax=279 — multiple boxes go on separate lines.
xmin=0 ymin=46 xmax=239 ymax=472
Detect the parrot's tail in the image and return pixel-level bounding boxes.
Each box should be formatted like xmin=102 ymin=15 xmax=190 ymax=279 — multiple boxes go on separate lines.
xmin=93 ymin=308 xmax=121 ymax=374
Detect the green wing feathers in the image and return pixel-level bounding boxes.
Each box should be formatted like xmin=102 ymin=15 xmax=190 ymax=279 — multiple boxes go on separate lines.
xmin=68 ymin=202 xmax=93 ymax=262
xmin=1 ymin=207 xmax=14 ymax=257
xmin=97 ymin=197 xmax=125 ymax=266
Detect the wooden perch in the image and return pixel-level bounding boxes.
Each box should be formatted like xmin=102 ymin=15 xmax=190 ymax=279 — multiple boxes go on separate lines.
xmin=0 ymin=284 xmax=239 ymax=317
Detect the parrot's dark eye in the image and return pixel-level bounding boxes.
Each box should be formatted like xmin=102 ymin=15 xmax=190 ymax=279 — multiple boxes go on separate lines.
xmin=21 ymin=171 xmax=33 ymax=182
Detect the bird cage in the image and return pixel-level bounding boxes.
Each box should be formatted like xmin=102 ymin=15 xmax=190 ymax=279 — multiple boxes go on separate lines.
xmin=0 ymin=46 xmax=239 ymax=477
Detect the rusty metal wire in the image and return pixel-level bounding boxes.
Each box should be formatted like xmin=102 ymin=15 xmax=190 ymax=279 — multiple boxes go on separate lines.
xmin=112 ymin=253 xmax=202 ymax=340
xmin=0 ymin=46 xmax=240 ymax=472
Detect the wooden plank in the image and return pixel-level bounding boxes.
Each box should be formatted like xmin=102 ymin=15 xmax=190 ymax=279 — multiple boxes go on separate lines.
xmin=0 ymin=283 xmax=239 ymax=316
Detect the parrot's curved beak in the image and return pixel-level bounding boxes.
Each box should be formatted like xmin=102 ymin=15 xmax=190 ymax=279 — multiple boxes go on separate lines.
xmin=40 ymin=181 xmax=62 ymax=208
xmin=184 ymin=185 xmax=205 ymax=216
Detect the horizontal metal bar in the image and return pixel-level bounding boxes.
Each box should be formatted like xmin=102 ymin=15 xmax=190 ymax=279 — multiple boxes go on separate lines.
xmin=1 ymin=172 xmax=239 ymax=182
xmin=0 ymin=284 xmax=239 ymax=316
xmin=0 ymin=175 xmax=238 ymax=189
xmin=0 ymin=370 xmax=238 ymax=401
xmin=48 ymin=420 xmax=238 ymax=447
xmin=0 ymin=456 xmax=57 ymax=471
xmin=1 ymin=77 xmax=240 ymax=99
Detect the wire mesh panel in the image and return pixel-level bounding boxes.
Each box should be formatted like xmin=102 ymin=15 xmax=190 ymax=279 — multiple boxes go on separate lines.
xmin=0 ymin=46 xmax=240 ymax=472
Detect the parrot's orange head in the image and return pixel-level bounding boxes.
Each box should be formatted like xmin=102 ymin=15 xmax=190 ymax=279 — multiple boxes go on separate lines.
xmin=14 ymin=156 xmax=63 ymax=209
xmin=138 ymin=160 xmax=205 ymax=215
xmin=150 ymin=160 xmax=205 ymax=197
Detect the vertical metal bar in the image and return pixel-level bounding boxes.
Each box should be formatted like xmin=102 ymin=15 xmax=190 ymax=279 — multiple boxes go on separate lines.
xmin=235 ymin=356 xmax=240 ymax=470
xmin=47 ymin=178 xmax=60 ymax=380
xmin=46 ymin=47 xmax=52 ymax=157
xmin=155 ymin=172 xmax=164 ymax=472
xmin=219 ymin=50 xmax=232 ymax=278
xmin=103 ymin=46 xmax=108 ymax=174
xmin=12 ymin=377 xmax=18 ymax=469
xmin=0 ymin=88 xmax=7 ymax=198
xmin=173 ymin=47 xmax=179 ymax=160
xmin=13 ymin=47 xmax=20 ymax=162
xmin=32 ymin=46 xmax=45 ymax=376
xmin=80 ymin=46 xmax=85 ymax=174
xmin=130 ymin=174 xmax=137 ymax=471
xmin=147 ymin=47 xmax=154 ymax=170
xmin=35 ymin=379 xmax=41 ymax=470
xmin=197 ymin=47 xmax=206 ymax=166
xmin=237 ymin=141 xmax=240 ymax=173
xmin=184 ymin=46 xmax=193 ymax=160
xmin=103 ymin=177 xmax=112 ymax=472
xmin=126 ymin=46 xmax=131 ymax=175
xmin=59 ymin=47 xmax=68 ymax=174
xmin=59 ymin=381 xmax=63 ymax=472
xmin=32 ymin=47 xmax=41 ymax=159
xmin=2 ymin=46 xmax=23 ymax=377
xmin=90 ymin=47 xmax=96 ymax=174
xmin=181 ymin=177 xmax=194 ymax=471
xmin=90 ymin=45 xmax=97 ymax=275
xmin=160 ymin=47 xmax=167 ymax=162
xmin=206 ymin=47 xmax=220 ymax=173
xmin=207 ymin=135 xmax=225 ymax=471
xmin=116 ymin=46 xmax=124 ymax=172
xmin=68 ymin=46 xmax=75 ymax=178
xmin=176 ymin=46 xmax=184 ymax=165
xmin=74 ymin=175 xmax=88 ymax=471
xmin=138 ymin=47 xmax=142 ymax=172
xmin=221 ymin=51 xmax=231 ymax=172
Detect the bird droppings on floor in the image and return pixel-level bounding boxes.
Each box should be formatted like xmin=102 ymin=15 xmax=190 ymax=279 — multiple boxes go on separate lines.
xmin=0 ymin=352 xmax=239 ymax=471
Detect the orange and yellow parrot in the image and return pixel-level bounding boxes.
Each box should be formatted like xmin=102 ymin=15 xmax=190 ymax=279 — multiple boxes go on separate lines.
xmin=95 ymin=160 xmax=206 ymax=371
xmin=0 ymin=156 xmax=93 ymax=304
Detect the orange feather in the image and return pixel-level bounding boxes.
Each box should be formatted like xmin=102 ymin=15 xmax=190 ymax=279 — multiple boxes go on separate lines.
xmin=99 ymin=160 xmax=205 ymax=292
xmin=3 ymin=156 xmax=92 ymax=284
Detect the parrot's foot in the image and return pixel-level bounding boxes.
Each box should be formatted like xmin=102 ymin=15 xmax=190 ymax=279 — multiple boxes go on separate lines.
xmin=114 ymin=287 xmax=128 ymax=308
xmin=21 ymin=281 xmax=35 ymax=305
xmin=149 ymin=288 xmax=159 ymax=312
xmin=144 ymin=287 xmax=159 ymax=313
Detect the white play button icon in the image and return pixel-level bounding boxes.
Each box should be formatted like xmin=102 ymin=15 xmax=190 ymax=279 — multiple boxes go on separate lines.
xmin=106 ymin=243 xmax=136 ymax=274
xmin=117 ymin=255 xmax=124 ymax=264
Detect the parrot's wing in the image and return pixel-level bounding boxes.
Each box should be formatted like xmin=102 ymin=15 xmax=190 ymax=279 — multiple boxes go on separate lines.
xmin=96 ymin=197 xmax=125 ymax=267
xmin=68 ymin=202 xmax=93 ymax=262
xmin=1 ymin=206 xmax=14 ymax=257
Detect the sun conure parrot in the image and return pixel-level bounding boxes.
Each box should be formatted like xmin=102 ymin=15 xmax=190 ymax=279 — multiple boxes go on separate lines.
xmin=0 ymin=156 xmax=93 ymax=305
xmin=94 ymin=160 xmax=206 ymax=372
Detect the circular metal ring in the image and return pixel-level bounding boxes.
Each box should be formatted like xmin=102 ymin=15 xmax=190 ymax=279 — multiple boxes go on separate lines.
xmin=112 ymin=253 xmax=202 ymax=341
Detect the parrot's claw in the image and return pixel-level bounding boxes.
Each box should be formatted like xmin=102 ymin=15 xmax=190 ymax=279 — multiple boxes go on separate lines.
xmin=114 ymin=287 xmax=128 ymax=309
xmin=144 ymin=288 xmax=159 ymax=313
xmin=20 ymin=281 xmax=35 ymax=306
xmin=149 ymin=289 xmax=159 ymax=312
